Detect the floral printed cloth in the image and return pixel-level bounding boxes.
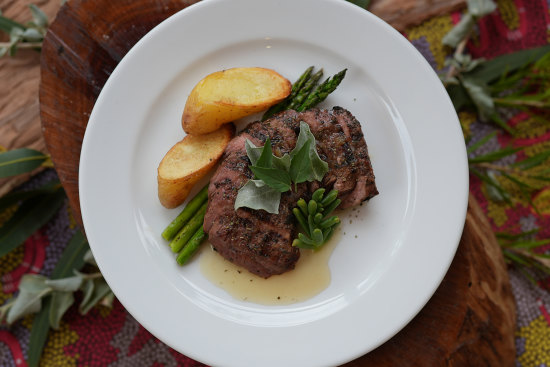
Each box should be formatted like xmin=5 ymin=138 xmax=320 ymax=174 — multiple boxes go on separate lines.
xmin=0 ymin=0 xmax=549 ymax=365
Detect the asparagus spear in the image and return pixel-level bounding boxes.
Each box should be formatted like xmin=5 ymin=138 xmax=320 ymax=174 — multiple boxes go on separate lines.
xmin=297 ymin=69 xmax=347 ymax=112
xmin=262 ymin=66 xmax=314 ymax=120
xmin=161 ymin=185 xmax=209 ymax=241
xmin=176 ymin=227 xmax=206 ymax=265
xmin=287 ymin=68 xmax=324 ymax=110
xmin=169 ymin=202 xmax=207 ymax=253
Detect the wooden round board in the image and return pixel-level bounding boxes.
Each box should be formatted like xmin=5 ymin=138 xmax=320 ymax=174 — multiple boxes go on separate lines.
xmin=39 ymin=0 xmax=516 ymax=365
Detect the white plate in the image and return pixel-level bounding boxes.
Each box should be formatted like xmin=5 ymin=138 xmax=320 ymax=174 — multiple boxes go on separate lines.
xmin=79 ymin=0 xmax=468 ymax=366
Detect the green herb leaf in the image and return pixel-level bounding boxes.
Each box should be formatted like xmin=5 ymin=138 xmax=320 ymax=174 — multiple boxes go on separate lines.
xmin=0 ymin=148 xmax=49 ymax=178
xmin=290 ymin=122 xmax=328 ymax=182
xmin=255 ymin=138 xmax=273 ymax=168
xmin=249 ymin=166 xmax=291 ymax=192
xmin=234 ymin=180 xmax=282 ymax=214
xmin=289 ymin=139 xmax=312 ymax=184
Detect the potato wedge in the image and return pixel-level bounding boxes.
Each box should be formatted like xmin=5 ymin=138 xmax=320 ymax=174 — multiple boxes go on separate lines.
xmin=182 ymin=67 xmax=291 ymax=135
xmin=158 ymin=124 xmax=234 ymax=208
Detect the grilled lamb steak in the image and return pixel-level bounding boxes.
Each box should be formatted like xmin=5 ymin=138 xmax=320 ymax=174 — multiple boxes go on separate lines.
xmin=203 ymin=107 xmax=378 ymax=278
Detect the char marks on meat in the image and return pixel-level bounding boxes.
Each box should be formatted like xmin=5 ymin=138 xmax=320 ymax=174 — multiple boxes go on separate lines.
xmin=203 ymin=107 xmax=378 ymax=278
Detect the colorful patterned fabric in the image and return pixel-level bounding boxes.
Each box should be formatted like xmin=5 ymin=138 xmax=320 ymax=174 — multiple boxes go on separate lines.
xmin=0 ymin=0 xmax=549 ymax=365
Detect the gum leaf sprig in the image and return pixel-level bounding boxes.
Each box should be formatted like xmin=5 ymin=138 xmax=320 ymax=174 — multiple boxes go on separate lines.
xmin=234 ymin=121 xmax=328 ymax=214
xmin=292 ymin=188 xmax=341 ymax=249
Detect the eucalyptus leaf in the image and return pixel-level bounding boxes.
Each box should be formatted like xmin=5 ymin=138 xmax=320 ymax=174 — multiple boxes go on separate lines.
xmin=49 ymin=291 xmax=74 ymax=330
xmin=0 ymin=14 xmax=26 ymax=33
xmin=468 ymin=44 xmax=550 ymax=84
xmin=79 ymin=278 xmax=95 ymax=310
xmin=0 ymin=47 xmax=7 ymax=58
xmin=18 ymin=274 xmax=49 ymax=292
xmin=45 ymin=275 xmax=82 ymax=292
xmin=442 ymin=13 xmax=475 ymax=48
xmin=468 ymin=146 xmax=521 ymax=164
xmin=6 ymin=275 xmax=51 ymax=324
xmin=28 ymin=231 xmax=89 ymax=367
xmin=29 ymin=4 xmax=48 ymax=28
xmin=234 ymin=180 xmax=281 ymax=214
xmin=461 ymin=76 xmax=495 ymax=119
xmin=21 ymin=28 xmax=43 ymax=42
xmin=83 ymin=250 xmax=97 ymax=267
xmin=0 ymin=148 xmax=49 ymax=178
xmin=512 ymin=150 xmax=550 ymax=170
xmin=79 ymin=278 xmax=112 ymax=315
xmin=467 ymin=0 xmax=497 ymax=18
xmin=0 ymin=180 xmax=61 ymax=212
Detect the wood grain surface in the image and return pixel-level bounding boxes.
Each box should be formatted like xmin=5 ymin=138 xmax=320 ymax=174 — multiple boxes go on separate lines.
xmin=1 ymin=0 xmax=517 ymax=364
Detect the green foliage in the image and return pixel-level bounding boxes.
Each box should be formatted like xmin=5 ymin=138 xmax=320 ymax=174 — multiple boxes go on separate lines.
xmin=0 ymin=4 xmax=48 ymax=58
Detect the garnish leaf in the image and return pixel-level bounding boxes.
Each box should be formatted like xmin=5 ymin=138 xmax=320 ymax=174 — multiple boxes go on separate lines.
xmin=289 ymin=139 xmax=312 ymax=184
xmin=290 ymin=122 xmax=328 ymax=182
xmin=234 ymin=180 xmax=282 ymax=214
xmin=249 ymin=166 xmax=291 ymax=192
xmin=255 ymin=138 xmax=273 ymax=168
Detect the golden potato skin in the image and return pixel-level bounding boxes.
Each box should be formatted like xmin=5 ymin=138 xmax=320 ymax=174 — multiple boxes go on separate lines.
xmin=157 ymin=124 xmax=235 ymax=208
xmin=182 ymin=67 xmax=291 ymax=135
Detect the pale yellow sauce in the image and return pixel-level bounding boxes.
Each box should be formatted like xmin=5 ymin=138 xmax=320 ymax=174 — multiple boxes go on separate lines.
xmin=200 ymin=227 xmax=342 ymax=305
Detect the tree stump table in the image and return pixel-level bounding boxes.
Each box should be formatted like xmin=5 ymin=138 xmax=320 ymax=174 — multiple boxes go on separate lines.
xmin=34 ymin=0 xmax=518 ymax=365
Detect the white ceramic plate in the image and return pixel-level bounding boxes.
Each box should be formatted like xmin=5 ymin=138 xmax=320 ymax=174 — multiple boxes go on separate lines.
xmin=80 ymin=0 xmax=468 ymax=366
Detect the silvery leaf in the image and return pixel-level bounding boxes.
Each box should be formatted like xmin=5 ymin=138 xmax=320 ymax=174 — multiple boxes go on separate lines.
xmin=6 ymin=275 xmax=51 ymax=324
xmin=29 ymin=4 xmax=48 ymax=28
xmin=22 ymin=28 xmax=43 ymax=42
xmin=83 ymin=250 xmax=97 ymax=267
xmin=467 ymin=0 xmax=497 ymax=18
xmin=461 ymin=76 xmax=495 ymax=120
xmin=49 ymin=291 xmax=74 ymax=329
xmin=234 ymin=180 xmax=281 ymax=214
xmin=442 ymin=13 xmax=475 ymax=48
xmin=45 ymin=275 xmax=82 ymax=292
